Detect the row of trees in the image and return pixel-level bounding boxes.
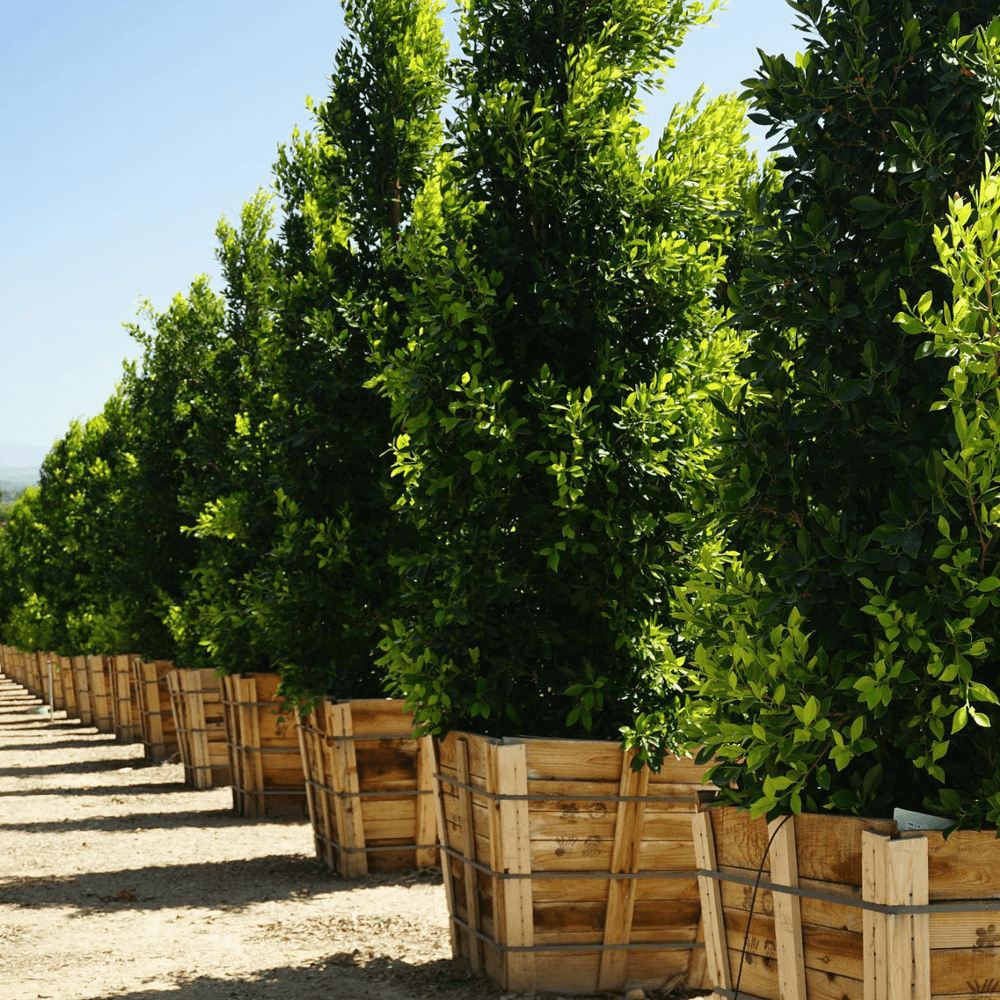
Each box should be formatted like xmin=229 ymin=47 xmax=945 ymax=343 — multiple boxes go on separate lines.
xmin=4 ymin=0 xmax=1000 ymax=824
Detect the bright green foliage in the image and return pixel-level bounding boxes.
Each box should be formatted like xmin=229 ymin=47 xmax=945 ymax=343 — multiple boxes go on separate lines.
xmin=0 ymin=408 xmax=128 ymax=653
xmin=170 ymin=0 xmax=448 ymax=704
xmin=679 ymin=4 xmax=1000 ymax=822
xmin=372 ymin=0 xmax=755 ymax=745
xmin=0 ymin=278 xmax=228 ymax=658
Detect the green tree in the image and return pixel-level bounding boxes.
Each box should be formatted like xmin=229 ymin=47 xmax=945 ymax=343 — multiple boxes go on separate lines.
xmin=679 ymin=3 xmax=1000 ymax=822
xmin=171 ymin=0 xmax=448 ymax=702
xmin=372 ymin=0 xmax=754 ymax=746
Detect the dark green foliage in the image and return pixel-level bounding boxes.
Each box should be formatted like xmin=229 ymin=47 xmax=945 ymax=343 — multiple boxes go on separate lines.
xmin=169 ymin=0 xmax=448 ymax=705
xmin=373 ymin=0 xmax=755 ymax=745
xmin=679 ymin=2 xmax=1000 ymax=823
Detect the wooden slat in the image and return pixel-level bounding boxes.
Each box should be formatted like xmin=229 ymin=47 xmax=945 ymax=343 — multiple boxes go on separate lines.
xmin=73 ymin=655 xmax=92 ymax=725
xmin=59 ymin=655 xmax=77 ymax=718
xmin=416 ymin=734 xmax=437 ymax=869
xmin=455 ymin=736 xmax=483 ymax=971
xmin=769 ymin=816 xmax=806 ymax=1000
xmin=487 ymin=741 xmax=534 ymax=993
xmin=863 ymin=832 xmax=928 ymax=1000
xmin=693 ymin=809 xmax=732 ymax=995
xmin=329 ymin=701 xmax=366 ymax=876
xmin=598 ymin=749 xmax=648 ymax=991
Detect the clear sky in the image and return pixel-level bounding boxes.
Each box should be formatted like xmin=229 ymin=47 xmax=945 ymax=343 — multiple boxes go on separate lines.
xmin=0 ymin=0 xmax=803 ymax=469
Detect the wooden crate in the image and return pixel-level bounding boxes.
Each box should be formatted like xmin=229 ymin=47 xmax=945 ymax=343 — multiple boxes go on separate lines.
xmin=221 ymin=673 xmax=306 ymax=819
xmin=110 ymin=654 xmax=141 ymax=743
xmin=132 ymin=660 xmax=180 ymax=762
xmin=72 ymin=655 xmax=93 ymax=725
xmin=298 ymin=698 xmax=436 ymax=876
xmin=434 ymin=732 xmax=713 ymax=995
xmin=26 ymin=650 xmax=42 ymax=698
xmin=167 ymin=668 xmax=231 ymax=789
xmin=42 ymin=652 xmax=65 ymax=712
xmin=692 ymin=805 xmax=1000 ymax=1000
xmin=58 ymin=655 xmax=78 ymax=718
xmin=86 ymin=655 xmax=115 ymax=733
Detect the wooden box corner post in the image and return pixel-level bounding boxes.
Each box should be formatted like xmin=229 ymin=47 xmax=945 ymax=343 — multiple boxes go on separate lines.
xmin=72 ymin=655 xmax=93 ymax=726
xmin=86 ymin=655 xmax=115 ymax=734
xmin=110 ymin=655 xmax=140 ymax=743
xmin=132 ymin=660 xmax=180 ymax=762
xmin=58 ymin=655 xmax=78 ymax=718
xmin=168 ymin=668 xmax=230 ymax=789
xmin=221 ymin=673 xmax=306 ymax=819
xmin=862 ymin=832 xmax=930 ymax=1000
xmin=298 ymin=699 xmax=438 ymax=877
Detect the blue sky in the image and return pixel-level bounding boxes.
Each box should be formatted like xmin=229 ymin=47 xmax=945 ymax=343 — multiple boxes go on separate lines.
xmin=0 ymin=0 xmax=802 ymax=469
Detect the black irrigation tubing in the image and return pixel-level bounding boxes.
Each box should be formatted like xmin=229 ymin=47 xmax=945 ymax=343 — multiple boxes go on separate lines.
xmin=701 ymin=867 xmax=1000 ymax=916
xmin=437 ymin=843 xmax=695 ymax=882
xmin=435 ymin=772 xmax=700 ymax=806
xmin=448 ymin=912 xmax=705 ymax=955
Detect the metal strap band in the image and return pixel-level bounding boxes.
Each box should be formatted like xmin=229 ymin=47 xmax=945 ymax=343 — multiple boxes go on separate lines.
xmin=699 ymin=868 xmax=1000 ymax=915
xmin=435 ymin=771 xmax=700 ymax=806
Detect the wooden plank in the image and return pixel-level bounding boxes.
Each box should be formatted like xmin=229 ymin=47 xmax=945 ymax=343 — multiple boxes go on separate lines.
xmin=431 ymin=736 xmax=459 ymax=957
xmin=905 ymin=829 xmax=1000 ymax=901
xmin=456 ymin=736 xmax=483 ymax=971
xmin=416 ymin=734 xmax=437 ymax=869
xmin=724 ymin=909 xmax=864 ymax=980
xmin=329 ymin=701 xmax=366 ymax=876
xmin=59 ymin=655 xmax=77 ymax=718
xmin=298 ymin=711 xmax=326 ymax=864
xmin=888 ymin=836 xmax=929 ymax=1000
xmin=863 ymin=831 xmax=885 ymax=1000
xmin=929 ymin=947 xmax=1000 ymax=996
xmin=598 ymin=750 xmax=648 ymax=992
xmin=769 ymin=816 xmax=807 ymax=1000
xmin=693 ymin=809 xmax=733 ymax=994
xmin=73 ymin=655 xmax=92 ymax=725
xmin=712 ymin=808 xmax=895 ymax=885
xmin=245 ymin=677 xmax=265 ymax=816
xmin=486 ymin=740 xmax=534 ymax=993
xmin=719 ymin=867 xmax=864 ymax=933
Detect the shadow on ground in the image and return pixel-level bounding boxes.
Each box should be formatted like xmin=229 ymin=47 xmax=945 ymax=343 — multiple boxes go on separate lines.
xmin=79 ymin=954 xmax=501 ymax=1000
xmin=0 ymin=855 xmax=440 ymax=915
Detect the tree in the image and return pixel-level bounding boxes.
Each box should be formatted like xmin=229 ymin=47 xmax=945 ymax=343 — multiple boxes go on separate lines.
xmin=372 ymin=0 xmax=755 ymax=746
xmin=679 ymin=3 xmax=1000 ymax=822
xmin=171 ymin=0 xmax=449 ymax=703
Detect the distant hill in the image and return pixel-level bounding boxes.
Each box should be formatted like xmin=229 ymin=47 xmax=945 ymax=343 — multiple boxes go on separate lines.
xmin=0 ymin=467 xmax=40 ymax=502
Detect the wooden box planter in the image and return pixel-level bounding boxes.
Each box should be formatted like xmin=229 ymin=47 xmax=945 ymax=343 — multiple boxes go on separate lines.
xmin=221 ymin=673 xmax=306 ymax=819
xmin=86 ymin=655 xmax=115 ymax=734
xmin=298 ymin=698 xmax=437 ymax=876
xmin=167 ymin=668 xmax=231 ymax=789
xmin=694 ymin=805 xmax=1000 ymax=1000
xmin=131 ymin=660 xmax=180 ymax=763
xmin=58 ymin=655 xmax=78 ymax=718
xmin=71 ymin=655 xmax=93 ymax=726
xmin=110 ymin=654 xmax=140 ymax=743
xmin=42 ymin=652 xmax=65 ymax=712
xmin=434 ymin=732 xmax=714 ymax=995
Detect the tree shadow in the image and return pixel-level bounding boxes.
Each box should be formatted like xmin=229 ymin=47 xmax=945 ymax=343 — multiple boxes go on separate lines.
xmin=0 ymin=805 xmax=281 ymax=835
xmin=1 ymin=738 xmax=128 ymax=751
xmin=0 ymin=754 xmax=150 ymax=777
xmin=78 ymin=954 xmax=503 ymax=1000
xmin=0 ymin=780 xmax=195 ymax=798
xmin=1 ymin=853 xmax=352 ymax=914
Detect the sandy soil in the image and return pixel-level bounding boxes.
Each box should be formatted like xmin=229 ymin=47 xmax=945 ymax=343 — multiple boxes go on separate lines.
xmin=0 ymin=672 xmax=658 ymax=1000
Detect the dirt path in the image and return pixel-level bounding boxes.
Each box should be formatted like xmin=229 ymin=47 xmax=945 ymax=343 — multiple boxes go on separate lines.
xmin=0 ymin=672 xmax=520 ymax=1000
